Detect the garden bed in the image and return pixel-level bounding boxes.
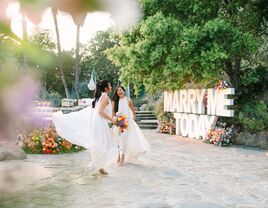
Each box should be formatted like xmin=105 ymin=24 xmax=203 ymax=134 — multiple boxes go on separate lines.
xmin=18 ymin=124 xmax=84 ymax=154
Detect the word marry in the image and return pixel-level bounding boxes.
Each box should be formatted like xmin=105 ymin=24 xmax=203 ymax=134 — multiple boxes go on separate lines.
xmin=164 ymin=88 xmax=235 ymax=117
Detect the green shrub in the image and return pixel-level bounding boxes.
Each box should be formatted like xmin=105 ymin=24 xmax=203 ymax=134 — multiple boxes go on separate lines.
xmin=237 ymin=66 xmax=267 ymax=105
xmin=232 ymin=65 xmax=268 ymax=133
xmin=133 ymin=97 xmax=143 ymax=108
xmin=155 ymin=99 xmax=164 ymax=116
xmin=145 ymin=104 xmax=155 ymax=111
xmin=47 ymin=92 xmax=62 ymax=107
xmin=40 ymin=92 xmax=62 ymax=107
xmin=238 ymin=100 xmax=268 ymax=133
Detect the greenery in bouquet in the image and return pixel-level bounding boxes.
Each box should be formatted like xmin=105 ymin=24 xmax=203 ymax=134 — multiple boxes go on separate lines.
xmin=157 ymin=112 xmax=176 ymax=135
xmin=21 ymin=125 xmax=84 ymax=154
xmin=206 ymin=122 xmax=234 ymax=146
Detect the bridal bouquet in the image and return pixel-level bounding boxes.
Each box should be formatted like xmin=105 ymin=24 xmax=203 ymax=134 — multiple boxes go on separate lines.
xmin=115 ymin=112 xmax=128 ymax=134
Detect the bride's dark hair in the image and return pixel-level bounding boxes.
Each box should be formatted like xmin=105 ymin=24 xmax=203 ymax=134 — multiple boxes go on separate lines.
xmin=112 ymin=86 xmax=125 ymax=114
xmin=92 ymin=80 xmax=110 ymax=108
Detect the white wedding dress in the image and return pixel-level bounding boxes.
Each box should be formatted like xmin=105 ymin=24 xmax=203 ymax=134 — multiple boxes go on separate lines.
xmin=52 ymin=93 xmax=117 ymax=172
xmin=113 ymin=96 xmax=150 ymax=160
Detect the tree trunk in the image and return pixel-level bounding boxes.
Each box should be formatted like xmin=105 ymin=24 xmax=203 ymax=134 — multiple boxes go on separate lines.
xmin=74 ymin=24 xmax=81 ymax=99
xmin=52 ymin=8 xmax=70 ymax=99
xmin=225 ymin=59 xmax=241 ymax=90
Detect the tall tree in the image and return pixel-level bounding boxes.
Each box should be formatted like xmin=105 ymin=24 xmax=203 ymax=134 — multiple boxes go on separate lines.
xmin=81 ymin=30 xmax=120 ymax=91
xmin=52 ymin=7 xmax=70 ymax=98
xmin=27 ymin=29 xmax=76 ymax=97
xmin=73 ymin=13 xmax=87 ymax=99
xmin=28 ymin=28 xmax=56 ymax=50
xmin=108 ymin=0 xmax=268 ymax=93
xmin=74 ymin=24 xmax=81 ymax=99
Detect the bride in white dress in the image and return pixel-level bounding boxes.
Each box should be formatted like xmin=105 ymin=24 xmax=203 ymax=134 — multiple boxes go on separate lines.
xmin=52 ymin=80 xmax=117 ymax=175
xmin=112 ymin=86 xmax=150 ymax=165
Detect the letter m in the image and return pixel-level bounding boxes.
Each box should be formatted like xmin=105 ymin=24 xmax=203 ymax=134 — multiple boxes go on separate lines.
xmin=164 ymin=91 xmax=173 ymax=112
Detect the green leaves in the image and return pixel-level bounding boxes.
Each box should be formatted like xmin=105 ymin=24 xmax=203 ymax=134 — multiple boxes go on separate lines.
xmin=238 ymin=100 xmax=268 ymax=132
xmin=81 ymin=30 xmax=120 ymax=90
xmin=108 ymin=12 xmax=184 ymax=93
xmin=0 ymin=21 xmax=20 ymax=42
xmin=108 ymin=0 xmax=265 ymax=94
xmin=28 ymin=29 xmax=56 ymax=51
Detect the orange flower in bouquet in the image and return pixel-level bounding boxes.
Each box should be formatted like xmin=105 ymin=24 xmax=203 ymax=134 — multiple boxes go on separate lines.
xmin=115 ymin=112 xmax=128 ymax=134
xmin=61 ymin=140 xmax=72 ymax=150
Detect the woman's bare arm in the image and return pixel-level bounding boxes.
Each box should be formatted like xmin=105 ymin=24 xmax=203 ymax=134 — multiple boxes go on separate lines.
xmin=128 ymin=98 xmax=136 ymax=119
xmin=98 ymin=95 xmax=115 ymax=123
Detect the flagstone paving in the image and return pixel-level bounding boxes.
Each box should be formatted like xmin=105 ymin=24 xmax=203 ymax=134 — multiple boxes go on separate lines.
xmin=0 ymin=130 xmax=268 ymax=208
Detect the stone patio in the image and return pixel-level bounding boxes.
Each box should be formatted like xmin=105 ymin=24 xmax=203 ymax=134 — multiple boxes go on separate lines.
xmin=0 ymin=130 xmax=268 ymax=208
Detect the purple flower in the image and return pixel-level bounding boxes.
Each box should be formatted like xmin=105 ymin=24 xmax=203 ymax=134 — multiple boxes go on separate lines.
xmin=0 ymin=73 xmax=41 ymax=141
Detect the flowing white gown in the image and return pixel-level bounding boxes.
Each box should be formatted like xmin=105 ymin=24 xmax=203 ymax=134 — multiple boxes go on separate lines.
xmin=52 ymin=93 xmax=117 ymax=172
xmin=113 ymin=96 xmax=150 ymax=160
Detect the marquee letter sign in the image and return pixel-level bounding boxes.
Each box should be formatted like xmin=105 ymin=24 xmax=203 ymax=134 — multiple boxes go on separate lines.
xmin=164 ymin=88 xmax=235 ymax=139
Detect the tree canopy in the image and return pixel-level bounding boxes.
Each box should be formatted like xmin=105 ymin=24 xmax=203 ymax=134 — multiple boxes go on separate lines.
xmin=81 ymin=30 xmax=120 ymax=91
xmin=108 ymin=0 xmax=268 ymax=93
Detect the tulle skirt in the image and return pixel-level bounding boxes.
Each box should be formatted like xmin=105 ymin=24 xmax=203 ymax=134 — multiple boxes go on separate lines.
xmin=52 ymin=107 xmax=117 ymax=171
xmin=113 ymin=119 xmax=150 ymax=161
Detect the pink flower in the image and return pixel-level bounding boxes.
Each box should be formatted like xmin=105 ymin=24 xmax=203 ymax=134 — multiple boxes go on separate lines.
xmin=0 ymin=72 xmax=41 ymax=141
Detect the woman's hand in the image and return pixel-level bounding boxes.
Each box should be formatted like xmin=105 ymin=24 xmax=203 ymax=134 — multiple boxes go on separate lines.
xmin=111 ymin=117 xmax=117 ymax=125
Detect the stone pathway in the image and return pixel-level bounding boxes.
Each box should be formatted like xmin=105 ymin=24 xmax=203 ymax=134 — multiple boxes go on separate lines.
xmin=0 ymin=130 xmax=268 ymax=208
